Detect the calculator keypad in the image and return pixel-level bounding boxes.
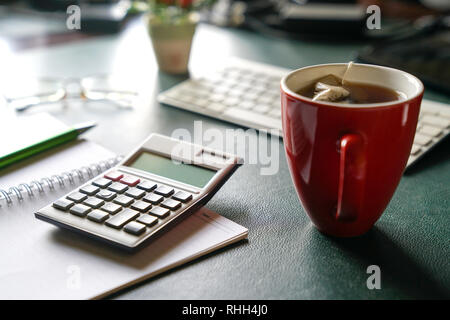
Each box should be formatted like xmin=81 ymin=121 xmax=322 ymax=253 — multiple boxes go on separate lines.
xmin=108 ymin=182 xmax=129 ymax=193
xmin=79 ymin=185 xmax=100 ymax=196
xmin=70 ymin=204 xmax=91 ymax=217
xmin=83 ymin=197 xmax=105 ymax=209
xmin=67 ymin=192 xmax=87 ymax=203
xmin=52 ymin=171 xmax=194 ymax=238
xmin=87 ymin=209 xmax=109 ymax=223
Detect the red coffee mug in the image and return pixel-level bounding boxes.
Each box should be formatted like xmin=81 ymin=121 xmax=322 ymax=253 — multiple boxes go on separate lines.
xmin=280 ymin=63 xmax=424 ymax=237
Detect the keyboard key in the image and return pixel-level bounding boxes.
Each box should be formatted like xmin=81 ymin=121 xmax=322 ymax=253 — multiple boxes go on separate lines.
xmin=143 ymin=193 xmax=164 ymax=204
xmin=253 ymin=104 xmax=271 ymax=114
xmin=206 ymin=103 xmax=226 ymax=113
xmin=136 ymin=181 xmax=157 ymax=192
xmin=66 ymin=192 xmax=87 ymax=203
xmin=105 ymin=208 xmax=139 ymax=229
xmin=421 ymin=115 xmax=450 ymax=129
xmin=223 ymin=97 xmax=240 ymax=107
xmin=411 ymin=145 xmax=422 ymax=155
xmin=108 ymin=182 xmax=129 ymax=193
xmin=119 ymin=175 xmax=140 ymax=187
xmin=96 ymin=190 xmax=116 ymax=201
xmin=125 ymin=188 xmax=146 ymax=199
xmin=193 ymin=98 xmax=210 ymax=108
xmin=104 ymin=171 xmax=123 ymax=181
xmin=87 ymin=209 xmax=109 ymax=223
xmin=131 ymin=200 xmax=152 ymax=212
xmin=114 ymin=195 xmax=134 ymax=207
xmin=101 ymin=202 xmax=122 ymax=215
xmin=149 ymin=206 xmax=170 ymax=219
xmin=414 ymin=133 xmax=432 ymax=146
xmin=79 ymin=185 xmax=100 ymax=196
xmin=267 ymin=108 xmax=281 ymax=118
xmin=69 ymin=204 xmax=91 ymax=217
xmin=154 ymin=185 xmax=174 ymax=197
xmin=237 ymin=101 xmax=254 ymax=110
xmin=223 ymin=107 xmax=282 ymax=132
xmin=124 ymin=221 xmax=146 ymax=236
xmin=53 ymin=198 xmax=74 ymax=211
xmin=92 ymin=178 xmax=112 ymax=188
xmin=136 ymin=214 xmax=158 ymax=227
xmin=160 ymin=199 xmax=182 ymax=210
xmin=83 ymin=197 xmax=105 ymax=209
xmin=419 ymin=125 xmax=442 ymax=137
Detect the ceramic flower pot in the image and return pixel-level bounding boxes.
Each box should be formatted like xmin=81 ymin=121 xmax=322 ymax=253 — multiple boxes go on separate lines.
xmin=147 ymin=13 xmax=198 ymax=74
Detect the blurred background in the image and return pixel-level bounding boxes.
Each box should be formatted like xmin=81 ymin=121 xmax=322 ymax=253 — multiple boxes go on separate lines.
xmin=0 ymin=0 xmax=449 ymax=128
xmin=0 ymin=0 xmax=449 ymax=90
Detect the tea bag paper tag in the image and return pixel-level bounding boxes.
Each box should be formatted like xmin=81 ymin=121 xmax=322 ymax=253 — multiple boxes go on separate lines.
xmin=313 ymin=82 xmax=349 ymax=102
xmin=312 ymin=62 xmax=353 ymax=102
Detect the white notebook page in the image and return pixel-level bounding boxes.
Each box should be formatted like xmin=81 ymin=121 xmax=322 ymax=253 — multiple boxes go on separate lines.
xmin=0 ymin=140 xmax=248 ymax=299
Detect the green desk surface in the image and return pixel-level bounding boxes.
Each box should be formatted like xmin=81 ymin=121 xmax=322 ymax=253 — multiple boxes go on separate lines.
xmin=3 ymin=19 xmax=449 ymax=299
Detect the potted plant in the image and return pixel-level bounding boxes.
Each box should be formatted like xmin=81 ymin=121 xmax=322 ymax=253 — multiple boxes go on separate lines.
xmin=147 ymin=0 xmax=215 ymax=74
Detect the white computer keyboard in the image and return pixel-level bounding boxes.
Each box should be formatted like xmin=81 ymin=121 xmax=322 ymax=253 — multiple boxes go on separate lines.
xmin=158 ymin=57 xmax=450 ymax=169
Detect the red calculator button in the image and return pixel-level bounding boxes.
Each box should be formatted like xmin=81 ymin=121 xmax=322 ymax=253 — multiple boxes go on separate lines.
xmin=119 ymin=175 xmax=140 ymax=187
xmin=104 ymin=171 xmax=123 ymax=181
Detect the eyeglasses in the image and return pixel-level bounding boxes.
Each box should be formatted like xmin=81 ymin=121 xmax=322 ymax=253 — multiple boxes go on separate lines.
xmin=1 ymin=75 xmax=139 ymax=112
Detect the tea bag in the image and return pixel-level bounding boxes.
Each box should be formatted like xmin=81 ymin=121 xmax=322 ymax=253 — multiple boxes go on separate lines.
xmin=312 ymin=62 xmax=353 ymax=102
xmin=312 ymin=82 xmax=350 ymax=102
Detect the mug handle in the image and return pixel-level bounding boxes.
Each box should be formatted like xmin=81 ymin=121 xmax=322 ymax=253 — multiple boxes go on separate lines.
xmin=336 ymin=133 xmax=366 ymax=222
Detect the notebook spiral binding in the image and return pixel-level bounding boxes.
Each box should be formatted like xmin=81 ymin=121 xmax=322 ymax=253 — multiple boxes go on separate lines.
xmin=0 ymin=155 xmax=123 ymax=207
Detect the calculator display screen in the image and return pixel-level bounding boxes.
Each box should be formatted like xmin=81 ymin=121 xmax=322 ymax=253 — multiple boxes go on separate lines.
xmin=128 ymin=152 xmax=217 ymax=188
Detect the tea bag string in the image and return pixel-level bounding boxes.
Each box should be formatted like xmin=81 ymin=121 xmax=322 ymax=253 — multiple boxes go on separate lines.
xmin=341 ymin=61 xmax=353 ymax=86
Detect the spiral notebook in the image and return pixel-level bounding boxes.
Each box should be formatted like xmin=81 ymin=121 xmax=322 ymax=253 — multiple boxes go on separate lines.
xmin=0 ymin=139 xmax=248 ymax=299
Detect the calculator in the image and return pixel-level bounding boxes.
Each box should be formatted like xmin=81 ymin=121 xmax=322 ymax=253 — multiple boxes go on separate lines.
xmin=35 ymin=134 xmax=241 ymax=251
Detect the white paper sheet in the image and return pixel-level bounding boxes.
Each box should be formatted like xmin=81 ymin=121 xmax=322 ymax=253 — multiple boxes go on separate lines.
xmin=0 ymin=140 xmax=247 ymax=299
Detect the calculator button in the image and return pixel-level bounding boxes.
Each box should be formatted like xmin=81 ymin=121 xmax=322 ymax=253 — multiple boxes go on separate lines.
xmin=92 ymin=178 xmax=112 ymax=188
xmin=79 ymin=185 xmax=100 ymax=196
xmin=105 ymin=208 xmax=140 ymax=229
xmin=83 ymin=197 xmax=105 ymax=209
xmin=149 ymin=206 xmax=170 ymax=219
xmin=114 ymin=195 xmax=134 ymax=207
xmin=101 ymin=202 xmax=122 ymax=215
xmin=108 ymin=182 xmax=129 ymax=193
xmin=96 ymin=190 xmax=116 ymax=201
xmin=87 ymin=209 xmax=109 ymax=223
xmin=172 ymin=191 xmax=192 ymax=203
xmin=136 ymin=214 xmax=158 ymax=227
xmin=66 ymin=192 xmax=87 ymax=203
xmin=143 ymin=193 xmax=164 ymax=204
xmin=160 ymin=199 xmax=182 ymax=210
xmin=125 ymin=188 xmax=146 ymax=199
xmin=124 ymin=221 xmax=146 ymax=236
xmin=131 ymin=200 xmax=152 ymax=212
xmin=136 ymin=181 xmax=157 ymax=192
xmin=53 ymin=198 xmax=74 ymax=211
xmin=69 ymin=204 xmax=91 ymax=217
xmin=154 ymin=185 xmax=174 ymax=197
xmin=104 ymin=171 xmax=123 ymax=181
xmin=119 ymin=175 xmax=140 ymax=187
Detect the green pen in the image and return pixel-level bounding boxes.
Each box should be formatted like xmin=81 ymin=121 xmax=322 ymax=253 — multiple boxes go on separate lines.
xmin=0 ymin=121 xmax=96 ymax=170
